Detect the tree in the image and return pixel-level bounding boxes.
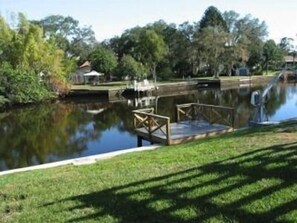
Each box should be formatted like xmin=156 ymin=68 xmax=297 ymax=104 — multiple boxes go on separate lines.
xmin=194 ymin=6 xmax=229 ymax=78
xmin=236 ymin=15 xmax=268 ymax=70
xmin=197 ymin=27 xmax=229 ymax=78
xmin=116 ymin=54 xmax=147 ymax=80
xmin=89 ymin=47 xmax=118 ymax=80
xmin=278 ymin=37 xmax=297 ymax=70
xmin=222 ymin=11 xmax=268 ymax=74
xmin=263 ymin=39 xmax=284 ymax=73
xmin=0 ymin=14 xmax=72 ymax=107
xmin=0 ymin=65 xmax=53 ymax=105
xmin=108 ymin=26 xmax=144 ymax=60
xmin=6 ymin=14 xmax=66 ymax=78
xmin=136 ymin=29 xmax=168 ymax=85
xmin=198 ymin=6 xmax=228 ymax=33
xmin=222 ymin=11 xmax=250 ymax=75
xmin=0 ymin=16 xmax=13 ymax=62
xmin=33 ymin=15 xmax=97 ymax=61
xmin=279 ymin=37 xmax=293 ymax=53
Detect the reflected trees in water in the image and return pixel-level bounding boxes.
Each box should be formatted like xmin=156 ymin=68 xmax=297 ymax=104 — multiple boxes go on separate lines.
xmin=0 ymin=83 xmax=295 ymax=171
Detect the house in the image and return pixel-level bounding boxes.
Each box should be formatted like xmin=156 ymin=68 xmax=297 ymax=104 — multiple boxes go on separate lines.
xmin=69 ymin=61 xmax=91 ymax=84
xmin=236 ymin=67 xmax=250 ymax=76
xmin=284 ymin=55 xmax=297 ymax=69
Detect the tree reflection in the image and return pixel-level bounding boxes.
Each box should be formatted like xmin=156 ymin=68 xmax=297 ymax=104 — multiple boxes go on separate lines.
xmin=0 ymin=103 xmax=92 ymax=170
xmin=0 ymin=83 xmax=295 ymax=171
xmin=250 ymin=82 xmax=294 ymax=123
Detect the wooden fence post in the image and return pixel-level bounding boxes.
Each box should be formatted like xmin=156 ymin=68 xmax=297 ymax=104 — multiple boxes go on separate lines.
xmin=176 ymin=105 xmax=180 ymax=122
xmin=166 ymin=118 xmax=171 ymax=145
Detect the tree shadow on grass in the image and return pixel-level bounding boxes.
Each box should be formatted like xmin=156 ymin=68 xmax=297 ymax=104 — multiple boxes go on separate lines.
xmin=45 ymin=142 xmax=297 ymax=222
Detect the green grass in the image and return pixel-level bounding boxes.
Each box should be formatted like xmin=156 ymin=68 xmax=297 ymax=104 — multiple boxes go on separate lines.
xmin=1 ymin=123 xmax=297 ymax=222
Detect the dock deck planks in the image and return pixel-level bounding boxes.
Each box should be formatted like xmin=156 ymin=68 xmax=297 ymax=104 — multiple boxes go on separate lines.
xmin=135 ymin=120 xmax=233 ymax=145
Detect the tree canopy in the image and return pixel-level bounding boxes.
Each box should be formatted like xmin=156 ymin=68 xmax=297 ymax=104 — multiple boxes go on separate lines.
xmin=116 ymin=54 xmax=147 ymax=80
xmin=0 ymin=14 xmax=74 ymax=107
xmin=32 ymin=15 xmax=97 ymax=62
xmin=198 ymin=6 xmax=228 ymax=32
xmin=0 ymin=6 xmax=289 ymax=108
xmin=89 ymin=47 xmax=118 ymax=79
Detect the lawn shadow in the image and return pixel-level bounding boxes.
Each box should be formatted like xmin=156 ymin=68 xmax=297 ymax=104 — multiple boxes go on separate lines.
xmin=45 ymin=142 xmax=297 ymax=222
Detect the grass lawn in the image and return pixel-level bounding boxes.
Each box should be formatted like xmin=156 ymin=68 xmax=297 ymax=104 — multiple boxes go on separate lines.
xmin=1 ymin=123 xmax=297 ymax=222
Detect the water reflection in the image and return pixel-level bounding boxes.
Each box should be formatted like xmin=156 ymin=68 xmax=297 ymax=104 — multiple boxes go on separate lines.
xmin=0 ymin=82 xmax=296 ymax=171
xmin=250 ymin=83 xmax=297 ymax=123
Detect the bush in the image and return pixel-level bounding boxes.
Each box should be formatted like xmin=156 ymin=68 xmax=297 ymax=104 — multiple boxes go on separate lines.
xmin=0 ymin=66 xmax=53 ymax=106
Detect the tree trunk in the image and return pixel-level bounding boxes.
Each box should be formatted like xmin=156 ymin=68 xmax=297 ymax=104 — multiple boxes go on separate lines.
xmin=152 ymin=63 xmax=157 ymax=89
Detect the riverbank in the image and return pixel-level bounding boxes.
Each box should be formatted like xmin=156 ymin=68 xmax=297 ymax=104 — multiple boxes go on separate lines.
xmin=1 ymin=122 xmax=297 ymax=222
xmin=68 ymin=75 xmax=274 ymax=99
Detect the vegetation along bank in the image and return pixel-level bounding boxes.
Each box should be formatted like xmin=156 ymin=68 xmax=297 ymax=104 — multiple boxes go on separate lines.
xmin=0 ymin=6 xmax=292 ymax=109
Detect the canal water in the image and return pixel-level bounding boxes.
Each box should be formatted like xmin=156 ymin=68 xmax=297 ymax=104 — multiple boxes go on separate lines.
xmin=0 ymin=82 xmax=296 ymax=171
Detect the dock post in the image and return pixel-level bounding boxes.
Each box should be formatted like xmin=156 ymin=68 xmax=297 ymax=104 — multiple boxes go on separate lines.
xmin=137 ymin=136 xmax=143 ymax=147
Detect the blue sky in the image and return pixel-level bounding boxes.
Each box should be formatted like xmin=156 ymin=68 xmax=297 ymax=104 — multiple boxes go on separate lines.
xmin=1 ymin=0 xmax=297 ymax=42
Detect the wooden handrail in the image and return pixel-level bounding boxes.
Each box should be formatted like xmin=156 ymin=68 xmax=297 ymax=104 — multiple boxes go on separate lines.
xmin=132 ymin=107 xmax=155 ymax=114
xmin=176 ymin=103 xmax=235 ymax=128
xmin=176 ymin=103 xmax=233 ymax=111
xmin=133 ymin=110 xmax=171 ymax=145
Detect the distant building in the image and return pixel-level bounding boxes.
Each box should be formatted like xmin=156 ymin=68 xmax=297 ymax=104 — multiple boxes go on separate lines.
xmin=69 ymin=61 xmax=91 ymax=84
xmin=236 ymin=67 xmax=250 ymax=76
xmin=284 ymin=55 xmax=297 ymax=69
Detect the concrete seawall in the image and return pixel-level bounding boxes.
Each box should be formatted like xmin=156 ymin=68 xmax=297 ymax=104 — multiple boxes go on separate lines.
xmin=69 ymin=76 xmax=273 ymax=99
xmin=0 ymin=145 xmax=161 ymax=176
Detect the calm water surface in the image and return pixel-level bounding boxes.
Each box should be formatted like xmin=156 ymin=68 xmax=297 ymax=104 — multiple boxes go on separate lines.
xmin=0 ymin=82 xmax=296 ymax=171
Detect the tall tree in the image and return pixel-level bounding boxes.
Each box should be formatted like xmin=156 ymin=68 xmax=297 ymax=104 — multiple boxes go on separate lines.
xmin=0 ymin=13 xmax=72 ymax=106
xmin=197 ymin=27 xmax=229 ymax=78
xmin=236 ymin=15 xmax=268 ymax=69
xmin=89 ymin=47 xmax=118 ymax=80
xmin=136 ymin=29 xmax=168 ymax=85
xmin=116 ymin=54 xmax=147 ymax=80
xmin=278 ymin=37 xmax=294 ymax=53
xmin=223 ymin=10 xmax=249 ymax=75
xmin=0 ymin=16 xmax=13 ymax=60
xmin=33 ymin=15 xmax=97 ymax=61
xmin=198 ymin=6 xmax=228 ymax=32
xmin=148 ymin=20 xmax=195 ymax=78
xmin=222 ymin=11 xmax=268 ymax=73
xmin=194 ymin=6 xmax=229 ymax=78
xmin=263 ymin=39 xmax=284 ymax=73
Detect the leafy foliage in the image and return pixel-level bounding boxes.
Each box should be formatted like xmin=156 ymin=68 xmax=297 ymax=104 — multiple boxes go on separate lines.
xmin=89 ymin=47 xmax=118 ymax=78
xmin=198 ymin=6 xmax=228 ymax=32
xmin=116 ymin=54 xmax=147 ymax=80
xmin=32 ymin=15 xmax=97 ymax=62
xmin=0 ymin=65 xmax=53 ymax=105
xmin=105 ymin=6 xmax=277 ymax=79
xmin=263 ymin=40 xmax=284 ymax=72
xmin=197 ymin=27 xmax=229 ymax=78
xmin=0 ymin=14 xmax=71 ymax=107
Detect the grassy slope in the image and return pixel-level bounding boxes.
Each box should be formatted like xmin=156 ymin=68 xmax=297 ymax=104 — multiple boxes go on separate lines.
xmin=0 ymin=124 xmax=297 ymax=223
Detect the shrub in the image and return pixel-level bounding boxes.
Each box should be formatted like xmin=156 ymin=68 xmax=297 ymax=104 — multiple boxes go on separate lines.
xmin=0 ymin=66 xmax=53 ymax=106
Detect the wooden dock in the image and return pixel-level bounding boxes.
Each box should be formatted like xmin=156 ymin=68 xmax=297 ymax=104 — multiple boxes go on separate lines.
xmin=123 ymin=79 xmax=155 ymax=96
xmin=197 ymin=79 xmax=220 ymax=88
xmin=133 ymin=103 xmax=234 ymax=146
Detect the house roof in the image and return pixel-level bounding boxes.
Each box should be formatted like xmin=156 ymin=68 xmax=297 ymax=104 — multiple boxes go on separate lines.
xmin=79 ymin=61 xmax=91 ymax=68
xmin=83 ymin=71 xmax=104 ymax=76
xmin=284 ymin=55 xmax=297 ymax=62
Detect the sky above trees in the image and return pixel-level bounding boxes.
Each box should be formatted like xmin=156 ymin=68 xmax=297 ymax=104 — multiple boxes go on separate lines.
xmin=1 ymin=0 xmax=297 ymax=42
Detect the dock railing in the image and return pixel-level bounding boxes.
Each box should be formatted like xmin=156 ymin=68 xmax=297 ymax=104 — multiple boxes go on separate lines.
xmin=176 ymin=103 xmax=235 ymax=128
xmin=132 ymin=108 xmax=171 ymax=145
